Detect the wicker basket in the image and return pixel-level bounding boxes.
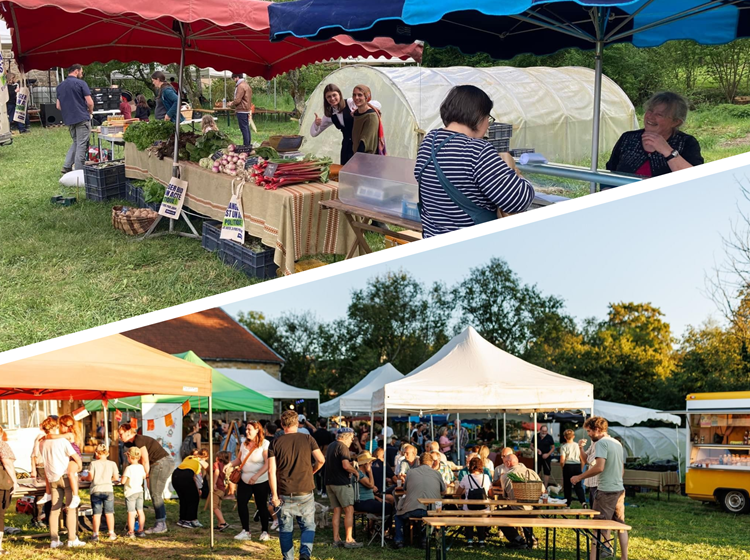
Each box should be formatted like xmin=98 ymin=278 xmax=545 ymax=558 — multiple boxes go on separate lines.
xmin=511 ymin=481 xmax=544 ymax=503
xmin=111 ymin=205 xmax=158 ymax=235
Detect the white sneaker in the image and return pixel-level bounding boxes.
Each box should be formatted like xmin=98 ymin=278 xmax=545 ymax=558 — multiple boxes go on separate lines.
xmin=320 ymin=493 xmax=328 ymax=499
xmin=69 ymin=495 xmax=81 ymax=509
xmin=271 ymin=520 xmax=279 ymax=531
xmin=50 ymin=539 xmax=63 ymax=549
xmin=38 ymin=493 xmax=52 ymax=505
xmin=67 ymin=538 xmax=86 ymax=548
xmin=259 ymin=532 xmax=270 ymax=541
xmin=234 ymin=530 xmax=251 ymax=541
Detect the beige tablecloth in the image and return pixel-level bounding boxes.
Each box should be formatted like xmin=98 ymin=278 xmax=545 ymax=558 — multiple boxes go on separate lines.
xmin=124 ymin=143 xmax=357 ymax=275
xmin=550 ymin=463 xmax=680 ymax=493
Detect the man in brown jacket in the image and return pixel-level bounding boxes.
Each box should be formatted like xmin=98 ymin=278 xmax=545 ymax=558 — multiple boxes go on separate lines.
xmin=229 ymin=73 xmax=252 ymax=146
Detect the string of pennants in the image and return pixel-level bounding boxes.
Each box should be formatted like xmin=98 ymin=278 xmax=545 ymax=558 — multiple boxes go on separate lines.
xmin=75 ymin=399 xmax=192 ymax=431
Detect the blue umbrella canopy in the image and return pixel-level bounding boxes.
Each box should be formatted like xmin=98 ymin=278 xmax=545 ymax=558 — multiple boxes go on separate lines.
xmin=270 ymin=0 xmax=750 ymax=57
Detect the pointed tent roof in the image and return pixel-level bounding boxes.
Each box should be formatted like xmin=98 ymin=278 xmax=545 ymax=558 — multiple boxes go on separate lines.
xmin=371 ymin=326 xmax=593 ymax=413
xmin=320 ymin=363 xmax=403 ymax=417
xmin=0 ymin=335 xmax=211 ymax=400
xmin=84 ymin=351 xmax=273 ymax=413
xmin=217 ymin=369 xmax=319 ymax=402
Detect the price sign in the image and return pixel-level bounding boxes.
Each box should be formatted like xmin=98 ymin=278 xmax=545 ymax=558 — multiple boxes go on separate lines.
xmin=263 ymin=162 xmax=278 ymax=178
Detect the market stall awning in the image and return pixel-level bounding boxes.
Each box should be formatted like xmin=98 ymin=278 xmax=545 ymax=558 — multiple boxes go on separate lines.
xmin=217 ymin=369 xmax=319 ymax=402
xmin=0 ymin=0 xmax=422 ymax=75
xmin=320 ymin=363 xmax=403 ymax=417
xmin=371 ymin=326 xmax=593 ymax=413
xmin=0 ymin=334 xmax=212 ymax=400
xmin=84 ymin=351 xmax=273 ymax=414
xmin=269 ymin=0 xmax=750 ymax=58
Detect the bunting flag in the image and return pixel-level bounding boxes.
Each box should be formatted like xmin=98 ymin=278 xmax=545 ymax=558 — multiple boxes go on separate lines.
xmin=72 ymin=406 xmax=90 ymax=421
xmin=164 ymin=413 xmax=174 ymax=428
xmin=182 ymin=400 xmax=191 ymax=416
xmin=147 ymin=419 xmax=155 ymax=431
xmin=142 ymin=400 xmax=190 ymax=432
xmin=130 ymin=417 xmax=138 ymax=430
xmin=114 ymin=409 xmax=123 ymax=423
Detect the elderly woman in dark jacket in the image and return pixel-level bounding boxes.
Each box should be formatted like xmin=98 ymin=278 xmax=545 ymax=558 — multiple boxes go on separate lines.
xmin=605 ymin=92 xmax=703 ymax=186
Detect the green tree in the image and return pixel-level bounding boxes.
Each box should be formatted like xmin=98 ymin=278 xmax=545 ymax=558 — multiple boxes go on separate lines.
xmin=705 ymin=40 xmax=750 ymax=102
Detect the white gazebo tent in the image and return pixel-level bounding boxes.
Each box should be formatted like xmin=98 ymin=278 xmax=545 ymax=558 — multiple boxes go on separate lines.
xmin=371 ymin=326 xmax=594 ymax=545
xmin=216 ymin=369 xmax=320 ymax=414
xmin=299 ymin=65 xmax=637 ymax=164
xmin=594 ymin=400 xmax=680 ymax=428
xmin=320 ymin=363 xmax=403 ymax=417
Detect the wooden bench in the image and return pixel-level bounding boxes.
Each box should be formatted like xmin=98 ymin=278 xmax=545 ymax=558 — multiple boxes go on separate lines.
xmin=423 ymin=516 xmax=631 ymax=560
xmin=419 ymin=498 xmax=568 ymax=509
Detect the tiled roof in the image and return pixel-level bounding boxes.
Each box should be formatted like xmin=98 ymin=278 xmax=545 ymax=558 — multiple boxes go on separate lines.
xmin=123 ymin=308 xmax=284 ymax=364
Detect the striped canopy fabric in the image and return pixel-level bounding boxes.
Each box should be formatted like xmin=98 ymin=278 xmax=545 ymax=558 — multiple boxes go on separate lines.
xmin=270 ymin=0 xmax=750 ymax=59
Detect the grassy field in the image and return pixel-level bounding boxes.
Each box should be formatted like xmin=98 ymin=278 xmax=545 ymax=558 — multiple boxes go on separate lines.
xmin=2 ymin=489 xmax=749 ymax=559
xmin=1 ymin=105 xmax=749 ymax=352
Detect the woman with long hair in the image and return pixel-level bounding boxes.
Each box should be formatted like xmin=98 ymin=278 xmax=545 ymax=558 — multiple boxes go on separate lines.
xmin=230 ymin=421 xmax=272 ymax=542
xmin=479 ymin=445 xmax=494 ymax=473
xmin=135 ymin=94 xmax=150 ymax=121
xmin=310 ymin=83 xmax=382 ymax=165
xmin=351 ymin=84 xmax=386 ymax=156
xmin=0 ymin=425 xmax=17 ymax=554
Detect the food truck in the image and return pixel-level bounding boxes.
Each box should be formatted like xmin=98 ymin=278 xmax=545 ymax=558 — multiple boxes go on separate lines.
xmin=686 ymin=391 xmax=750 ymax=513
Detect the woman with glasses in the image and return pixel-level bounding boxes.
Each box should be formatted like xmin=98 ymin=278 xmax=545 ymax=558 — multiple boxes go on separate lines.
xmin=414 ymin=85 xmax=535 ymax=238
xmin=230 ymin=421 xmax=272 ymax=542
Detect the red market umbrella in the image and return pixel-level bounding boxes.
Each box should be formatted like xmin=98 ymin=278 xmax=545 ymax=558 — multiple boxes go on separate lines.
xmin=0 ymin=0 xmax=421 ymax=76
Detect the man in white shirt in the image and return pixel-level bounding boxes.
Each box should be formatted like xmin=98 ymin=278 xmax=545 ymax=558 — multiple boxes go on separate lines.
xmin=40 ymin=416 xmax=84 ymax=548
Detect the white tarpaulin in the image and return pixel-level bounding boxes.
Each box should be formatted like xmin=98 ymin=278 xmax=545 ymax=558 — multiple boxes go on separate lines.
xmin=575 ymin=426 xmax=686 ymax=468
xmin=320 ymin=363 xmax=403 ymax=417
xmin=371 ymin=326 xmax=593 ymax=413
xmin=217 ymin=369 xmax=319 ymax=401
xmin=299 ymin=65 xmax=637 ymax=164
xmin=594 ymin=400 xmax=680 ymax=427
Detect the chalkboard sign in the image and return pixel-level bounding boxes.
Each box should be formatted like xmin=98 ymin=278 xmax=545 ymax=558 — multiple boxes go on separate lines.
xmin=235 ymin=145 xmax=253 ymax=154
xmin=263 ymin=162 xmax=278 ymax=178
xmin=244 ymin=156 xmax=261 ymax=170
xmin=211 ymin=150 xmax=225 ymax=161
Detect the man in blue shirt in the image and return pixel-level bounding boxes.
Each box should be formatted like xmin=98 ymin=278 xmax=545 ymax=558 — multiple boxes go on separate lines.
xmin=56 ymin=64 xmax=93 ymax=173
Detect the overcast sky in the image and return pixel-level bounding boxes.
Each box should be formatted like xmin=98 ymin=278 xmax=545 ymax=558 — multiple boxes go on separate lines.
xmin=224 ymin=165 xmax=750 ymax=340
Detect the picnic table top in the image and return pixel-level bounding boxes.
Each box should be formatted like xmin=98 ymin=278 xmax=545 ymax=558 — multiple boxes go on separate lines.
xmin=422 ymin=516 xmax=631 ymax=531
xmin=419 ymin=498 xmax=568 ymax=507
xmin=427 ymin=508 xmax=599 ymax=517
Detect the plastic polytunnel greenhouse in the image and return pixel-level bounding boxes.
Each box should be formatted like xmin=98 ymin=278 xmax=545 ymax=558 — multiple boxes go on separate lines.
xmin=299 ymin=65 xmax=638 ymax=164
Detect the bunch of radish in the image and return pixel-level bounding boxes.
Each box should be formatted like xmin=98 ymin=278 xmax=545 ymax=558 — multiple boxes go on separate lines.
xmin=251 ymin=156 xmax=332 ymax=190
xmin=211 ymin=144 xmax=249 ymax=176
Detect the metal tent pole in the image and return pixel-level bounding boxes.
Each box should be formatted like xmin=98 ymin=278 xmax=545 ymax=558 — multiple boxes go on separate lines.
xmin=103 ymin=401 xmax=109 ymax=448
xmin=380 ymin=408 xmax=388 ymax=547
xmin=534 ymin=413 xmax=538 ymax=473
xmin=209 ymin=396 xmax=214 ymax=548
xmin=495 ymin=414 xmax=499 ymax=443
xmin=457 ymin=413 xmax=461 ymax=464
xmin=503 ymin=413 xmax=507 ymax=446
xmin=370 ymin=411 xmax=374 ymax=452
xmin=590 ymin=38 xmax=604 ymax=194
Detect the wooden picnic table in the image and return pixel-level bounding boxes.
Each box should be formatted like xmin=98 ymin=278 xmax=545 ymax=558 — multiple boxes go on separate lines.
xmin=419 ymin=498 xmax=569 ymax=508
xmin=427 ymin=508 xmax=599 ymax=517
xmin=319 ymin=198 xmax=422 ymax=259
xmin=423 ymin=517 xmax=631 ymax=560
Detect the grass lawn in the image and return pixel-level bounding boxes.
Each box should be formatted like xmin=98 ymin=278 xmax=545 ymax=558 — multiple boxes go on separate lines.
xmin=2 ymin=489 xmax=749 ymax=559
xmin=1 ymin=105 xmax=749 ymax=352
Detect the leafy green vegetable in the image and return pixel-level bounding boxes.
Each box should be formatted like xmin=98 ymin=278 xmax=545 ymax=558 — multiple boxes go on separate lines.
xmin=507 ymin=472 xmax=528 ymax=483
xmin=123 ymin=121 xmax=176 ymax=151
xmin=143 ymin=178 xmax=165 ymax=203
xmin=185 ymin=130 xmax=231 ymax=162
xmin=255 ymin=146 xmax=280 ymax=160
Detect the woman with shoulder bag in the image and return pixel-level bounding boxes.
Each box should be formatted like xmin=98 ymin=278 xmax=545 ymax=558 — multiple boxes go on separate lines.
xmin=0 ymin=425 xmax=17 ymax=555
xmin=230 ymin=421 xmax=271 ymax=542
xmin=459 ymin=457 xmax=491 ymax=548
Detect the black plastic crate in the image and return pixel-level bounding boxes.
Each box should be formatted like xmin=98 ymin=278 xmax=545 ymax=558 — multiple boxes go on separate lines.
xmin=221 ymin=236 xmax=278 ymax=280
xmin=510 ymin=148 xmax=535 ymax=157
xmin=487 ymin=137 xmax=511 ymax=153
xmin=125 ymin=181 xmax=141 ymax=205
xmin=487 ymin=122 xmax=513 ymax=139
xmin=85 ymin=183 xmax=125 ymax=202
xmin=84 ymin=162 xmax=125 ymax=189
xmin=201 ymin=221 xmax=224 ymax=253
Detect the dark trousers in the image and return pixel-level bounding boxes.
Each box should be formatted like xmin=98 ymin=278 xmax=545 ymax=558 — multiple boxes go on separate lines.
xmin=236 ymin=113 xmax=251 ymax=146
xmin=465 ymin=525 xmax=486 ymax=542
xmin=237 ymin=479 xmax=270 ymax=532
xmin=588 ymin=486 xmax=598 ymax=508
xmin=7 ymin=103 xmax=28 ymax=132
xmin=563 ymin=464 xmax=587 ymax=506
xmin=172 ymin=468 xmax=200 ymax=521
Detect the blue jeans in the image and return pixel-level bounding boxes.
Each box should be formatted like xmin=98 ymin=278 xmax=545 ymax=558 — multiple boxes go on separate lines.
xmin=278 ymin=492 xmax=316 ymax=560
xmin=148 ymin=456 xmax=173 ymax=522
xmin=236 ymin=112 xmax=251 ymax=146
xmin=7 ymin=103 xmax=28 ymax=132
xmin=394 ymin=508 xmax=427 ymax=544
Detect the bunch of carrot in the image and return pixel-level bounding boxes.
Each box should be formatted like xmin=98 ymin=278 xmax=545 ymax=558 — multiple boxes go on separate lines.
xmin=251 ymin=155 xmax=331 ymax=190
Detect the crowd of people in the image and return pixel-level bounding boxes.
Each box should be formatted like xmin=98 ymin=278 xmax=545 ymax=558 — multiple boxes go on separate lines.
xmin=0 ymin=411 xmax=627 ymax=557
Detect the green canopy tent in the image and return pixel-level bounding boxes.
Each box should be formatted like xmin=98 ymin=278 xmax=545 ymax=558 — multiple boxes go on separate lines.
xmin=85 ymin=351 xmax=273 ymax=413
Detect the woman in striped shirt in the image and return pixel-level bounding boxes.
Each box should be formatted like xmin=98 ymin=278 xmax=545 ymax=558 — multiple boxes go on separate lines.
xmin=415 ymin=86 xmax=535 ymax=238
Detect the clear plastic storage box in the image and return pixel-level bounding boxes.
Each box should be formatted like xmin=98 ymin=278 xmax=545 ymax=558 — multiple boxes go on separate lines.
xmin=337 ymin=153 xmax=420 ymax=222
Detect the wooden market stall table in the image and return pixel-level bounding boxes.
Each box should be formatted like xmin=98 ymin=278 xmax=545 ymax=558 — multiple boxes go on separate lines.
xmin=550 ymin=463 xmax=680 ymax=497
xmin=319 ymin=199 xmax=422 ymax=259
xmin=423 ymin=516 xmax=631 ymax=560
xmin=419 ymin=498 xmax=569 ymax=509
xmin=124 ymin=143 xmax=358 ymax=275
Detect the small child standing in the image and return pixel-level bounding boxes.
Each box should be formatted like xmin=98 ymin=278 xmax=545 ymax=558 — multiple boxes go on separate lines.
xmin=122 ymin=447 xmax=147 ymax=538
xmin=84 ymin=444 xmax=120 ymax=542
xmin=37 ymin=416 xmax=82 ymax=509
xmin=213 ymin=452 xmax=231 ymax=531
xmin=201 ymin=115 xmax=219 ymax=134
xmin=559 ymin=429 xmax=587 ymax=507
